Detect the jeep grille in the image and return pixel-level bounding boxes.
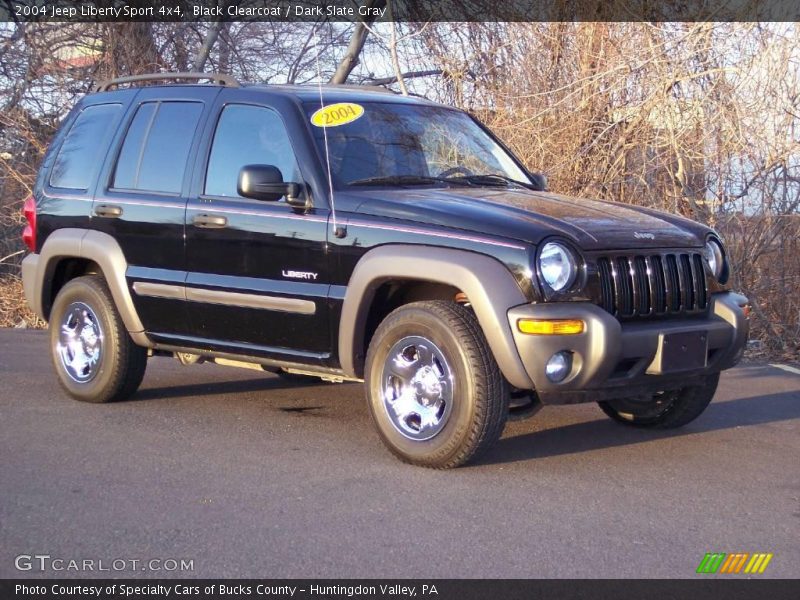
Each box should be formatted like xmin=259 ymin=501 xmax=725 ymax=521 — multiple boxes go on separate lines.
xmin=597 ymin=252 xmax=708 ymax=318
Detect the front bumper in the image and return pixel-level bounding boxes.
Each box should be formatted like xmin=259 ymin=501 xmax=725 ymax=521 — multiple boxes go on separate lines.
xmin=508 ymin=291 xmax=749 ymax=404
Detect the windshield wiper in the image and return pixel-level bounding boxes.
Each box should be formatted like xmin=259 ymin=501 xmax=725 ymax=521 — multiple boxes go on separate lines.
xmin=348 ymin=173 xmax=529 ymax=189
xmin=448 ymin=173 xmax=530 ymax=189
xmin=348 ymin=175 xmax=471 ymax=187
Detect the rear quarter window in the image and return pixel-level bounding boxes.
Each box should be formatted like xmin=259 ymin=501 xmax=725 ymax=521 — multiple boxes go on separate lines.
xmin=49 ymin=103 xmax=122 ymax=190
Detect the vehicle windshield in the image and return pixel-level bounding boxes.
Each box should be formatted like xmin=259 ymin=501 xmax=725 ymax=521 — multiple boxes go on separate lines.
xmin=304 ymin=101 xmax=532 ymax=188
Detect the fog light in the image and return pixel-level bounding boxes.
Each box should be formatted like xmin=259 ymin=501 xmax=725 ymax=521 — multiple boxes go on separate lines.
xmin=545 ymin=351 xmax=572 ymax=383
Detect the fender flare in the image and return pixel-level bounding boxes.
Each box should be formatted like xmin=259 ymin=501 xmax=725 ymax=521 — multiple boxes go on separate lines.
xmin=25 ymin=228 xmax=150 ymax=346
xmin=338 ymin=244 xmax=535 ymax=389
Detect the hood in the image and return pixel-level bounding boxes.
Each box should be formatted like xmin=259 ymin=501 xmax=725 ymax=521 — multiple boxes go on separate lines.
xmin=345 ymin=187 xmax=709 ymax=251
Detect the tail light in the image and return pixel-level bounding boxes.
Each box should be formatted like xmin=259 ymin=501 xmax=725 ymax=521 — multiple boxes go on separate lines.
xmin=22 ymin=195 xmax=36 ymax=252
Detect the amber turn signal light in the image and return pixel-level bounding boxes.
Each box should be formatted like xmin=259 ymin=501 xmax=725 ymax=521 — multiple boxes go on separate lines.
xmin=517 ymin=318 xmax=585 ymax=335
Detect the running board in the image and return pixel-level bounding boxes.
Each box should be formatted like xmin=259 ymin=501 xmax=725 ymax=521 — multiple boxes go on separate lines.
xmin=214 ymin=360 xmax=361 ymax=383
xmin=281 ymin=367 xmax=360 ymax=383
xmin=153 ymin=342 xmax=362 ymax=383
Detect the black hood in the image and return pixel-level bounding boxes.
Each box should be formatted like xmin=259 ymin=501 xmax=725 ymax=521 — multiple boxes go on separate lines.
xmin=345 ymin=187 xmax=710 ymax=251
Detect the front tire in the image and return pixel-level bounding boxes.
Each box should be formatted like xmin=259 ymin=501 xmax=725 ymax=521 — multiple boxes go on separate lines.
xmin=597 ymin=373 xmax=720 ymax=429
xmin=364 ymin=301 xmax=508 ymax=468
xmin=50 ymin=275 xmax=147 ymax=403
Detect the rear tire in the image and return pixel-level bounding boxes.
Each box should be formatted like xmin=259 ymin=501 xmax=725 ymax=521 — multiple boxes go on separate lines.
xmin=364 ymin=301 xmax=508 ymax=468
xmin=49 ymin=275 xmax=147 ymax=403
xmin=597 ymin=373 xmax=719 ymax=429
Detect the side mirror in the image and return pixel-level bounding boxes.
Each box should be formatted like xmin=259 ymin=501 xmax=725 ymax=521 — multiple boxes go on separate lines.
xmin=238 ymin=164 xmax=303 ymax=204
xmin=529 ymin=172 xmax=547 ymax=191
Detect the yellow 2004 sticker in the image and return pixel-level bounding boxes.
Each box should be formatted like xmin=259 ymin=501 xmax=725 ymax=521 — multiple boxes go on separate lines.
xmin=310 ymin=102 xmax=364 ymax=128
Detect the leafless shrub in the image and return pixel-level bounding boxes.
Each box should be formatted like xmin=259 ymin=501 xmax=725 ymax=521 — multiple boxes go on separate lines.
xmin=413 ymin=22 xmax=800 ymax=360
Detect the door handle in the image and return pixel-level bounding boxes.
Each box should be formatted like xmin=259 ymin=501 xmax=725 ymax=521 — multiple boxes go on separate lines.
xmin=192 ymin=213 xmax=228 ymax=228
xmin=94 ymin=204 xmax=123 ymax=218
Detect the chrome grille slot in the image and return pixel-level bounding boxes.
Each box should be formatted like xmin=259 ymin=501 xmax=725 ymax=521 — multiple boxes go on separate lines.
xmin=680 ymin=253 xmax=694 ymax=309
xmin=598 ymin=258 xmax=615 ymax=314
xmin=693 ymin=253 xmax=708 ymax=309
xmin=633 ymin=256 xmax=650 ymax=315
xmin=615 ymin=256 xmax=633 ymax=316
xmin=596 ymin=251 xmax=708 ymax=319
xmin=665 ymin=254 xmax=681 ymax=311
xmin=649 ymin=255 xmax=667 ymax=313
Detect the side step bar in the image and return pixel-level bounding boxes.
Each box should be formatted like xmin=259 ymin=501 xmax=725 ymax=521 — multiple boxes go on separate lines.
xmin=151 ymin=346 xmax=362 ymax=383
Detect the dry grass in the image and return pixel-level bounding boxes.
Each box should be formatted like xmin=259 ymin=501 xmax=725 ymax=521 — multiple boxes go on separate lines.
xmin=0 ymin=274 xmax=45 ymax=329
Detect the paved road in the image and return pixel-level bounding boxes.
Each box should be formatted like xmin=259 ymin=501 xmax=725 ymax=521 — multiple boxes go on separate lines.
xmin=1 ymin=329 xmax=798 ymax=579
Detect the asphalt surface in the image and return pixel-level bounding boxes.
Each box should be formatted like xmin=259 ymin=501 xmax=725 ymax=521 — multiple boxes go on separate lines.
xmin=1 ymin=329 xmax=798 ymax=579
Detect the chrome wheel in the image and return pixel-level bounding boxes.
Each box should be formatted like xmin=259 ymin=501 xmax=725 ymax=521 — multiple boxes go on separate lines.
xmin=381 ymin=335 xmax=454 ymax=440
xmin=56 ymin=302 xmax=103 ymax=383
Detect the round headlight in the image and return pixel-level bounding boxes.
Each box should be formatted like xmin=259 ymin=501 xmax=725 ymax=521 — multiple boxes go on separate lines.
xmin=539 ymin=242 xmax=576 ymax=292
xmin=703 ymin=239 xmax=725 ymax=279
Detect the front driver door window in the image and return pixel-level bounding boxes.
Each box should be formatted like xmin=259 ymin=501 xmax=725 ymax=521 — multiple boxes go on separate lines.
xmin=204 ymin=105 xmax=302 ymax=198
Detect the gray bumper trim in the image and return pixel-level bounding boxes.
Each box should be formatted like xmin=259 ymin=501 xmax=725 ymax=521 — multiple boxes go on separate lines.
xmin=508 ymin=291 xmax=749 ymax=404
xmin=21 ymin=253 xmax=42 ymax=316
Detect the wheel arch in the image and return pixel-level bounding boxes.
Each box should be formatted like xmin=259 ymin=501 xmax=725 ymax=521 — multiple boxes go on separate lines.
xmin=31 ymin=229 xmax=149 ymax=346
xmin=338 ymin=244 xmax=534 ymax=389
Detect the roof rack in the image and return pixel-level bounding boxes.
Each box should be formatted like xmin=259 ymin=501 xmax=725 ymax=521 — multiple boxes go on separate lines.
xmin=328 ymin=83 xmax=398 ymax=95
xmin=93 ymin=72 xmax=240 ymax=93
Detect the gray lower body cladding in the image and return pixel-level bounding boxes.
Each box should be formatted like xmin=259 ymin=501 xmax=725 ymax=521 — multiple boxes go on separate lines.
xmin=20 ymin=230 xmax=150 ymax=347
xmin=508 ymin=291 xmax=749 ymax=404
xmin=24 ymin=232 xmax=748 ymax=407
xmin=21 ymin=253 xmax=40 ymax=317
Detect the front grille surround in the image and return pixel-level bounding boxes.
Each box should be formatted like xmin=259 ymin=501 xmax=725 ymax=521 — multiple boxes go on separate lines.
xmin=596 ymin=251 xmax=709 ymax=319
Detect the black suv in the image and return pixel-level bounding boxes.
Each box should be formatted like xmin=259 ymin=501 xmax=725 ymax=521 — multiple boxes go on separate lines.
xmin=22 ymin=73 xmax=749 ymax=468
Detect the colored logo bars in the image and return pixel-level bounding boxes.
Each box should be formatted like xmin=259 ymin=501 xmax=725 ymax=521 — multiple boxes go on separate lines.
xmin=696 ymin=552 xmax=774 ymax=574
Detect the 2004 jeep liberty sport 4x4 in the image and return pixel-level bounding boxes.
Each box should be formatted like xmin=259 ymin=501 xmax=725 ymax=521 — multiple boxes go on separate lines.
xmin=21 ymin=72 xmax=749 ymax=468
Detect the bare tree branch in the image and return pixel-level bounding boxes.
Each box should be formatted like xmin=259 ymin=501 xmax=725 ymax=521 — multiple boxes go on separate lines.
xmin=366 ymin=69 xmax=443 ymax=85
xmin=329 ymin=0 xmax=387 ymax=84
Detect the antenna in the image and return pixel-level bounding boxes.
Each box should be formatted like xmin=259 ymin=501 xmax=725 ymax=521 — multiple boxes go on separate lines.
xmin=313 ymin=26 xmax=346 ymax=239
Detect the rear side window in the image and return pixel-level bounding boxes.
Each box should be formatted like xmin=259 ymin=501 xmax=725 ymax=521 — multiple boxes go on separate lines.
xmin=204 ymin=105 xmax=300 ymax=197
xmin=49 ymin=104 xmax=122 ymax=190
xmin=113 ymin=101 xmax=203 ymax=194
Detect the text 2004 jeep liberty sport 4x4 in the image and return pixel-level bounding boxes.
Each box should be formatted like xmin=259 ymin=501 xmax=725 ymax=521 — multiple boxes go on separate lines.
xmin=21 ymin=73 xmax=749 ymax=468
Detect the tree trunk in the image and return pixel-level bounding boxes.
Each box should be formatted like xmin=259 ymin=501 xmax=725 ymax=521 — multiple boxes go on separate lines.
xmin=193 ymin=22 xmax=223 ymax=72
xmin=329 ymin=0 xmax=387 ymax=84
